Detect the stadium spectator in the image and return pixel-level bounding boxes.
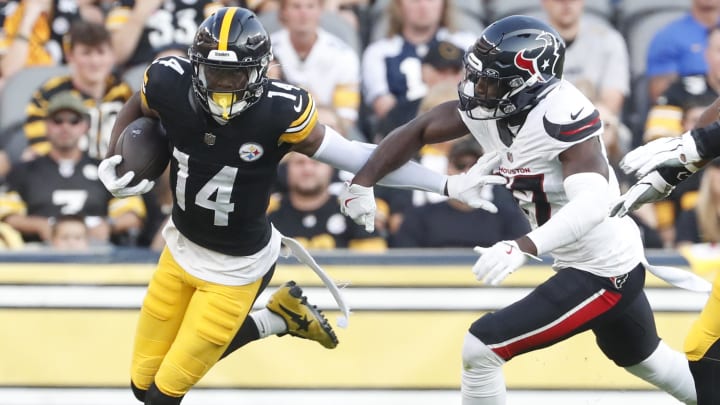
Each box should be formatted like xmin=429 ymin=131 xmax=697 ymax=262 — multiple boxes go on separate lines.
xmin=543 ymin=0 xmax=630 ymax=117
xmin=105 ymin=0 xmax=223 ymax=70
xmin=269 ymin=152 xmax=386 ymax=251
xmin=645 ymin=26 xmax=720 ymax=142
xmin=361 ymin=0 xmax=474 ymax=121
xmin=49 ymin=213 xmax=90 ymax=250
xmin=392 ymin=138 xmax=530 ymax=247
xmin=0 ymin=0 xmax=103 ymax=79
xmin=271 ymin=0 xmax=360 ymax=129
xmin=375 ymin=39 xmax=465 ymax=141
xmin=23 ymin=20 xmax=132 ymax=160
xmin=646 ymin=0 xmax=720 ymax=101
xmin=0 ymin=91 xmax=146 ymax=244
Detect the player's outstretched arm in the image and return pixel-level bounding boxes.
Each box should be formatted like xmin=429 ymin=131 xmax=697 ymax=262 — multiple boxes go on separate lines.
xmin=611 ymin=97 xmax=720 ymax=217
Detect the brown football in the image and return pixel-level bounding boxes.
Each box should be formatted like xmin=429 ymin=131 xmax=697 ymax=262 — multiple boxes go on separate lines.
xmin=115 ymin=117 xmax=170 ymax=186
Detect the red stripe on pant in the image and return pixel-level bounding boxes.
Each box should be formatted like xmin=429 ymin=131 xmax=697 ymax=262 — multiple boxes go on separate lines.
xmin=490 ymin=288 xmax=621 ymax=360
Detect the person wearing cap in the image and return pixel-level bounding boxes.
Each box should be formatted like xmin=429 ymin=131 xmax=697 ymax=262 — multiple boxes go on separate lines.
xmin=375 ymin=40 xmax=465 ymax=141
xmin=361 ymin=0 xmax=475 ymax=123
xmin=0 ymin=91 xmax=146 ymax=245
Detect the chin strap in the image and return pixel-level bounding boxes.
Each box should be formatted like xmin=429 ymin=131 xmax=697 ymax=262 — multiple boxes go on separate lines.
xmin=280 ymin=235 xmax=351 ymax=328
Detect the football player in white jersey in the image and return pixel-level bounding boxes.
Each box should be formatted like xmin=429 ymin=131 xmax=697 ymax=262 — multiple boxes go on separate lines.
xmin=340 ymin=15 xmax=698 ymax=404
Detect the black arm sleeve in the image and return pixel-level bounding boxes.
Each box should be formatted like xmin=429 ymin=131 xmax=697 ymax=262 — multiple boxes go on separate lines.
xmin=691 ymin=121 xmax=720 ymax=160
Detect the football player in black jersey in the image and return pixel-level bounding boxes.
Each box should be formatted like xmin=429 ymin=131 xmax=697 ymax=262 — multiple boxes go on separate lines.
xmin=97 ymin=7 xmax=498 ymax=405
xmin=612 ymin=96 xmax=720 ymax=405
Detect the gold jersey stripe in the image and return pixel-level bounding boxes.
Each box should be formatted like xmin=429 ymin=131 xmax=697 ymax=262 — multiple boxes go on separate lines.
xmin=218 ymin=8 xmax=237 ymax=51
xmin=288 ymin=94 xmax=315 ymax=128
xmin=278 ymin=105 xmax=318 ymax=144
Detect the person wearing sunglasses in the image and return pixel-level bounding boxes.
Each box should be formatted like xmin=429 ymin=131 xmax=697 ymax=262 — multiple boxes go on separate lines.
xmin=0 ymin=91 xmax=146 ymax=245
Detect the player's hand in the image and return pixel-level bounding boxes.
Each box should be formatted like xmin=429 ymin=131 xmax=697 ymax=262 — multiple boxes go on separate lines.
xmin=339 ymin=182 xmax=376 ymax=232
xmin=472 ymin=241 xmax=536 ymax=286
xmin=98 ymin=155 xmax=154 ymax=198
xmin=609 ymin=171 xmax=674 ymax=217
xmin=620 ymin=133 xmax=701 ymax=178
xmin=446 ymin=152 xmax=506 ymax=213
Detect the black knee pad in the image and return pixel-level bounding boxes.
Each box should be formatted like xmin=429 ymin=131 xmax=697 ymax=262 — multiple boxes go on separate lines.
xmin=145 ymin=383 xmax=184 ymax=405
xmin=131 ymin=380 xmax=146 ymax=402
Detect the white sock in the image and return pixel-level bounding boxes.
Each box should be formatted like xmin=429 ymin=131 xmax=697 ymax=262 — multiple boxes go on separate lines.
xmin=625 ymin=341 xmax=697 ymax=405
xmin=249 ymin=309 xmax=287 ymax=338
xmin=462 ymin=333 xmax=507 ymax=405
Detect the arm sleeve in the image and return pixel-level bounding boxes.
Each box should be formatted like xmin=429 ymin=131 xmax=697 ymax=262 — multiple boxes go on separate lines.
xmin=526 ymin=172 xmax=609 ymax=255
xmin=312 ymin=126 xmax=447 ymax=194
xmin=691 ymin=120 xmax=720 ymax=160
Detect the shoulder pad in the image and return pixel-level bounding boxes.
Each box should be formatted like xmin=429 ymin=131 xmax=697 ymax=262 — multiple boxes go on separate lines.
xmin=142 ymin=56 xmax=192 ymax=112
xmin=542 ymin=83 xmax=601 ymax=142
xmin=265 ymin=80 xmax=319 ymax=145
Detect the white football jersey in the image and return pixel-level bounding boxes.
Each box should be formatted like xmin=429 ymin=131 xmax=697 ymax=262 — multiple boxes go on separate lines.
xmin=460 ymin=81 xmax=643 ymax=277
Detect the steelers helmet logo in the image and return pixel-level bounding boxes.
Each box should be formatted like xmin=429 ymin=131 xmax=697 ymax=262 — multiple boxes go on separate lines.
xmin=239 ymin=143 xmax=264 ymax=162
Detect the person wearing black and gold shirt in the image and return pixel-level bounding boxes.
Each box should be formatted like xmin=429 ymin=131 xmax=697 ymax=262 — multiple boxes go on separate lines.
xmin=23 ymin=20 xmax=133 ymax=159
xmin=269 ymin=152 xmax=386 ymax=251
xmin=1 ymin=91 xmax=145 ymax=244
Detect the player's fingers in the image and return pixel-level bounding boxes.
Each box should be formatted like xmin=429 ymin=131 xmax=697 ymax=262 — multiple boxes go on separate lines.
xmin=363 ymin=213 xmax=375 ymax=233
xmin=115 ymin=171 xmax=136 ymax=188
xmin=474 ymin=200 xmax=498 ymax=214
xmin=473 ymin=246 xmax=487 ymax=255
xmin=483 ymin=175 xmax=507 ymax=185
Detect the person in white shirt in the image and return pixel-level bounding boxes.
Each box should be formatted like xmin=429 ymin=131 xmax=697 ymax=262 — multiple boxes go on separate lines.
xmin=271 ymin=0 xmax=360 ymax=128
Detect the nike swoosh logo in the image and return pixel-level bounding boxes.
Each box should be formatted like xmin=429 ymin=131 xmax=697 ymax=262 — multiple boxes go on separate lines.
xmin=293 ymin=98 xmax=303 ymax=113
xmin=278 ymin=303 xmax=312 ymax=331
xmin=505 ymin=246 xmax=514 ymax=255
xmin=570 ymin=107 xmax=584 ymax=120
xmin=344 ymin=197 xmax=359 ymax=208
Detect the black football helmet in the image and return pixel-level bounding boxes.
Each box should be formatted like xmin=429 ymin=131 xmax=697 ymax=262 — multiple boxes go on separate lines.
xmin=458 ymin=15 xmax=565 ymax=120
xmin=188 ymin=7 xmax=272 ymax=124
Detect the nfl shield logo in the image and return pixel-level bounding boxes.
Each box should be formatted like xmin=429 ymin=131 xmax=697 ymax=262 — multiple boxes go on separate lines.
xmin=507 ymin=151 xmax=513 ymax=162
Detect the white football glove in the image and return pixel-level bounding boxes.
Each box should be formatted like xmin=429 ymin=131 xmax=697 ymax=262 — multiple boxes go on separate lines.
xmin=620 ymin=132 xmax=701 ymax=178
xmin=98 ymin=155 xmax=155 ymax=198
xmin=609 ymin=171 xmax=674 ymax=217
xmin=472 ymin=241 xmax=539 ymax=286
xmin=338 ymin=182 xmax=376 ymax=232
xmin=446 ymin=151 xmax=507 ymax=213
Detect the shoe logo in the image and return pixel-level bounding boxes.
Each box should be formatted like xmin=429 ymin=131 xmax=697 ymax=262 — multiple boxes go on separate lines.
xmin=293 ymin=97 xmax=303 ymax=113
xmin=505 ymin=245 xmax=514 ymax=255
xmin=278 ymin=303 xmax=312 ymax=331
xmin=344 ymin=197 xmax=359 ymax=208
xmin=570 ymin=107 xmax=584 ymax=120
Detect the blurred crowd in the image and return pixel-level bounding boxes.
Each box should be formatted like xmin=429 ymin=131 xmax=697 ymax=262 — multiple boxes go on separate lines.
xmin=0 ymin=0 xmax=718 ymax=256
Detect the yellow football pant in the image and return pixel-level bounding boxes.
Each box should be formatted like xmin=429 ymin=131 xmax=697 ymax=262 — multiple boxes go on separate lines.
xmin=131 ymin=247 xmax=264 ymax=397
xmin=684 ymin=271 xmax=720 ymax=361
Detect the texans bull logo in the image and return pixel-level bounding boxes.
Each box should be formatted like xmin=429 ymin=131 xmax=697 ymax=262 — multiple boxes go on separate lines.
xmin=513 ymin=31 xmax=562 ymax=82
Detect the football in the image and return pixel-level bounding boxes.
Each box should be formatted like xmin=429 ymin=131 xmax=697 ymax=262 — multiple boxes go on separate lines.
xmin=115 ymin=117 xmax=170 ymax=186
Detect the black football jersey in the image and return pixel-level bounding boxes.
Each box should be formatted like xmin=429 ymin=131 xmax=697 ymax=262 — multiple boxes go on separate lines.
xmin=4 ymin=155 xmax=112 ymax=218
xmin=106 ymin=0 xmax=221 ymax=68
xmin=142 ymin=56 xmax=319 ymax=255
xmin=269 ymin=196 xmax=377 ymax=249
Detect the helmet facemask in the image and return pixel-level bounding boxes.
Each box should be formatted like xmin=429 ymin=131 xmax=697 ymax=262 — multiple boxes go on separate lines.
xmin=458 ymin=53 xmax=528 ymax=120
xmin=191 ymin=52 xmax=271 ymax=124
